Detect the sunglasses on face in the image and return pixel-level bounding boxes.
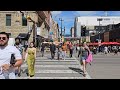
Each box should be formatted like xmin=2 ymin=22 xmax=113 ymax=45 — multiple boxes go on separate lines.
xmin=0 ymin=37 xmax=7 ymax=40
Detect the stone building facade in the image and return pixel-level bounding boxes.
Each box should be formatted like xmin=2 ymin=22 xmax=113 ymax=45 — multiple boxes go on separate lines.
xmin=0 ymin=11 xmax=54 ymax=46
xmin=0 ymin=11 xmax=38 ymax=42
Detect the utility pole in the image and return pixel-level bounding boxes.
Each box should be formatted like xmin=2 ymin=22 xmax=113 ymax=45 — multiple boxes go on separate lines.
xmin=59 ymin=18 xmax=64 ymax=42
xmin=64 ymin=26 xmax=65 ymax=36
xmin=18 ymin=11 xmax=37 ymax=47
xmin=58 ymin=28 xmax=60 ymax=42
xmin=97 ymin=18 xmax=103 ymax=52
xmin=27 ymin=16 xmax=37 ymax=47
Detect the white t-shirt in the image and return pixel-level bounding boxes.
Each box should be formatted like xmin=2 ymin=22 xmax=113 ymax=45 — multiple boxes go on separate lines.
xmin=0 ymin=45 xmax=22 ymax=67
xmin=104 ymin=47 xmax=108 ymax=51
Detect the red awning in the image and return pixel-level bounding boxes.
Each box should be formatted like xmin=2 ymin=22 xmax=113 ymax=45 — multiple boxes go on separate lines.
xmin=101 ymin=42 xmax=120 ymax=45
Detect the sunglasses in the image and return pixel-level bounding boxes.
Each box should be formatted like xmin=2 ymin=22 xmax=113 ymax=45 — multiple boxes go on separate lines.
xmin=0 ymin=37 xmax=7 ymax=40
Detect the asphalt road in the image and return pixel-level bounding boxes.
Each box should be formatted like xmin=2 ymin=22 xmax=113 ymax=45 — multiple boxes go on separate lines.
xmin=75 ymin=52 xmax=120 ymax=79
xmin=17 ymin=51 xmax=91 ymax=79
xmin=17 ymin=51 xmax=120 ymax=79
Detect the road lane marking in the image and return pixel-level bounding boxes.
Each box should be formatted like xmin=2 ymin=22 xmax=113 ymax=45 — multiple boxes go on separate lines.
xmin=16 ymin=77 xmax=86 ymax=79
xmin=21 ymin=64 xmax=80 ymax=68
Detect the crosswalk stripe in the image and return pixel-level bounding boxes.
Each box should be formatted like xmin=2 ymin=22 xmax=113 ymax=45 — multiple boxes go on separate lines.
xmin=19 ymin=54 xmax=90 ymax=79
xmin=21 ymin=65 xmax=80 ymax=68
xmin=32 ymin=70 xmax=78 ymax=73
xmin=16 ymin=77 xmax=85 ymax=79
xmin=35 ymin=60 xmax=76 ymax=62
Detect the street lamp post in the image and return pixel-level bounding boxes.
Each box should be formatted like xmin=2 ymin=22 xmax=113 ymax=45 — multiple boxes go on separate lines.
xmin=26 ymin=15 xmax=37 ymax=47
xmin=27 ymin=16 xmax=37 ymax=47
xmin=97 ymin=18 xmax=102 ymax=40
xmin=59 ymin=18 xmax=64 ymax=42
xmin=64 ymin=26 xmax=65 ymax=36
xmin=97 ymin=18 xmax=102 ymax=52
xmin=17 ymin=11 xmax=37 ymax=47
xmin=32 ymin=22 xmax=37 ymax=47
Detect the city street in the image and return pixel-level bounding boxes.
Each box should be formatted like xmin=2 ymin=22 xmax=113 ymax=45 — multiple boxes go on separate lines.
xmin=17 ymin=51 xmax=120 ymax=79
xmin=86 ymin=53 xmax=120 ymax=79
xmin=75 ymin=53 xmax=120 ymax=79
xmin=1 ymin=11 xmax=120 ymax=79
xmin=17 ymin=52 xmax=91 ymax=79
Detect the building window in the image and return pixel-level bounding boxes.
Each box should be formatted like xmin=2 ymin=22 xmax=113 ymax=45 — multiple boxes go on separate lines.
xmin=22 ymin=15 xmax=27 ymax=26
xmin=6 ymin=14 xmax=11 ymax=26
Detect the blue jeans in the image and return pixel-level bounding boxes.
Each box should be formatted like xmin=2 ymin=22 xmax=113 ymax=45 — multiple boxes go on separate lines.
xmin=0 ymin=72 xmax=16 ymax=79
xmin=0 ymin=67 xmax=16 ymax=79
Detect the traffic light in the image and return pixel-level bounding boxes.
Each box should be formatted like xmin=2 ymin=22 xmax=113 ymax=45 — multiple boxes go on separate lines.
xmin=81 ymin=26 xmax=86 ymax=36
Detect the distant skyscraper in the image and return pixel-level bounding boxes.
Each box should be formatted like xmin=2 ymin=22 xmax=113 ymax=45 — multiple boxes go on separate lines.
xmin=70 ymin=27 xmax=74 ymax=37
xmin=74 ymin=17 xmax=81 ymax=38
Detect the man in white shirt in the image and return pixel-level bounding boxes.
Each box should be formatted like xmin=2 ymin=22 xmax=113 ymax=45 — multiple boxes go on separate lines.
xmin=104 ymin=46 xmax=108 ymax=54
xmin=0 ymin=32 xmax=23 ymax=79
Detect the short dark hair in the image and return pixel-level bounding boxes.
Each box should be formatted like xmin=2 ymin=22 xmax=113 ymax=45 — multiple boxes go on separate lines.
xmin=0 ymin=32 xmax=9 ymax=39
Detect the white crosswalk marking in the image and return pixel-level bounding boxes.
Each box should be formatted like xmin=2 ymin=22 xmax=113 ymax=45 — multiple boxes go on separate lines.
xmin=16 ymin=53 xmax=91 ymax=79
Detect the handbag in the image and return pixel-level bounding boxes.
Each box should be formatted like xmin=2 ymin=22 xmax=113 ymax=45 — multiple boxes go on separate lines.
xmin=86 ymin=52 xmax=93 ymax=63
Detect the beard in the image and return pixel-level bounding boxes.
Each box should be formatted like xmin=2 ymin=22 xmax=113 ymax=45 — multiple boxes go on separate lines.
xmin=0 ymin=41 xmax=8 ymax=46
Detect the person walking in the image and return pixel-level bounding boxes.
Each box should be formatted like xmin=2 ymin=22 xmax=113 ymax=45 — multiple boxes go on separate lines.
xmin=14 ymin=38 xmax=24 ymax=77
xmin=50 ymin=42 xmax=56 ymax=60
xmin=61 ymin=42 xmax=67 ymax=60
xmin=25 ymin=42 xmax=36 ymax=77
xmin=69 ymin=42 xmax=73 ymax=58
xmin=80 ymin=42 xmax=91 ymax=77
xmin=104 ymin=46 xmax=108 ymax=55
xmin=0 ymin=32 xmax=22 ymax=79
xmin=41 ymin=43 xmax=45 ymax=57
xmin=56 ymin=44 xmax=61 ymax=60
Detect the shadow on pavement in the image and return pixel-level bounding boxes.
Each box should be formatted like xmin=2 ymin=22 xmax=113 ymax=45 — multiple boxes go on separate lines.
xmin=69 ymin=67 xmax=84 ymax=75
xmin=22 ymin=68 xmax=28 ymax=74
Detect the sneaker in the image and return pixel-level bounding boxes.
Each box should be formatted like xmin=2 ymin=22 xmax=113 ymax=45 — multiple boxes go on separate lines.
xmin=26 ymin=73 xmax=29 ymax=76
xmin=30 ymin=75 xmax=34 ymax=77
xmin=83 ymin=73 xmax=86 ymax=77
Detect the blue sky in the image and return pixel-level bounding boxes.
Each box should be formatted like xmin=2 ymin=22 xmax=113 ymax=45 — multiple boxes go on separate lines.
xmin=51 ymin=11 xmax=120 ymax=35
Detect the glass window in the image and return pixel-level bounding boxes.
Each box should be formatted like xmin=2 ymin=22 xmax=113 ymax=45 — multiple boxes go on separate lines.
xmin=6 ymin=14 xmax=11 ymax=26
xmin=22 ymin=15 xmax=27 ymax=26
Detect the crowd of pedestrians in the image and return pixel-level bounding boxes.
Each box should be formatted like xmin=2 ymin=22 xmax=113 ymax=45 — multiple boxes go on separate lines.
xmin=1 ymin=31 xmax=120 ymax=79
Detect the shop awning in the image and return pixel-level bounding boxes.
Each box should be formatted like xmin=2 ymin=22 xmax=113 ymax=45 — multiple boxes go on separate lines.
xmin=102 ymin=42 xmax=120 ymax=45
xmin=16 ymin=33 xmax=30 ymax=40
